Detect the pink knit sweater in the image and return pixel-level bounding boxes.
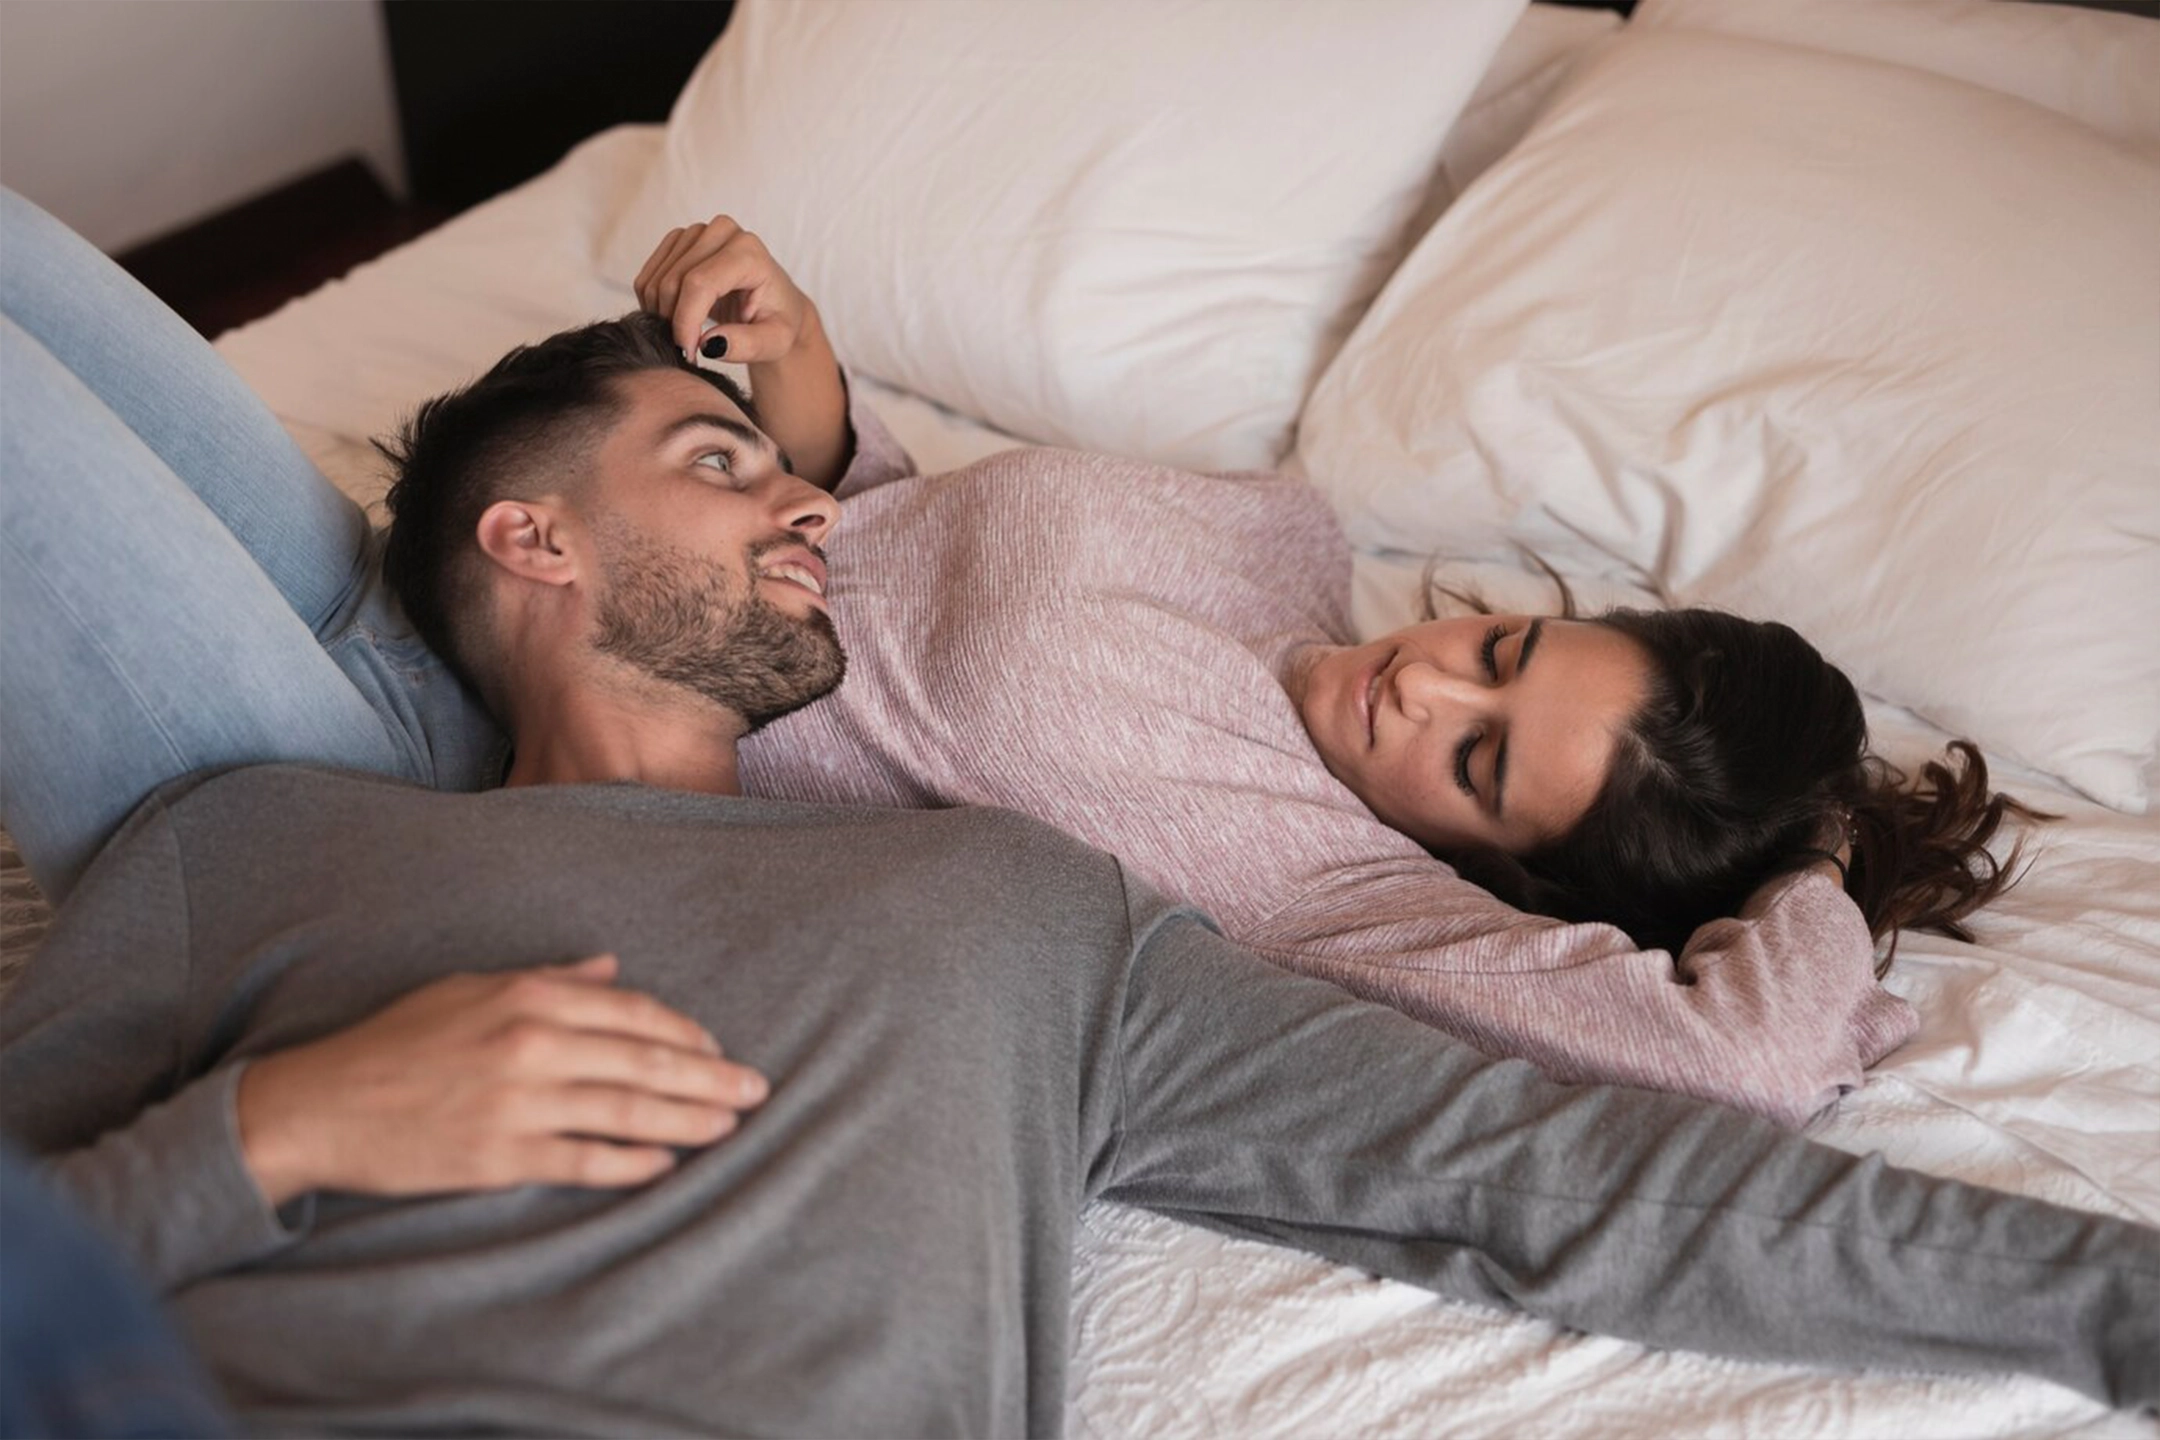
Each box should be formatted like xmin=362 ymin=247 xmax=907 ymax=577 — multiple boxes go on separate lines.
xmin=740 ymin=398 xmax=1916 ymax=1127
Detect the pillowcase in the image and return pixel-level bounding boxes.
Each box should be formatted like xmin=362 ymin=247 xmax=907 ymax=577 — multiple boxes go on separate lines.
xmin=1636 ymin=0 xmax=2160 ymax=151
xmin=1428 ymin=4 xmax=1623 ymax=214
xmin=601 ymin=0 xmax=1526 ymax=471
xmin=1295 ymin=31 xmax=2160 ymax=812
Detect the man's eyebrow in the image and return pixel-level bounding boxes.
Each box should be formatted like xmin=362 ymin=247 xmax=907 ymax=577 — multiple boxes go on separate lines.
xmin=1493 ymin=619 xmax=1543 ymax=819
xmin=655 ymin=412 xmax=779 ymax=458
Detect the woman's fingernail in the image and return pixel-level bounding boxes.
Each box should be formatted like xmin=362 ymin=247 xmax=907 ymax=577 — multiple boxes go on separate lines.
xmin=701 ymin=334 xmax=727 ymax=360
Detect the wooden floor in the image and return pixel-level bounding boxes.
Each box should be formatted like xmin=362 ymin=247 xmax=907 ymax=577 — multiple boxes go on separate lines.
xmin=115 ymin=159 xmax=452 ymax=340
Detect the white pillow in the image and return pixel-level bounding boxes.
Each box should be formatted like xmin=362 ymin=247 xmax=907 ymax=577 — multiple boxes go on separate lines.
xmin=1428 ymin=4 xmax=1623 ymax=213
xmin=1636 ymin=0 xmax=2160 ymax=151
xmin=1295 ymin=31 xmax=2160 ymax=812
xmin=601 ymin=0 xmax=1526 ymax=471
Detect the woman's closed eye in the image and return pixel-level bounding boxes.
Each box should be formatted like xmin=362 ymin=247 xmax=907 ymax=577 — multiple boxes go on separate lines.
xmin=1449 ymin=627 xmax=1510 ymax=801
xmin=1480 ymin=623 xmax=1507 ymax=681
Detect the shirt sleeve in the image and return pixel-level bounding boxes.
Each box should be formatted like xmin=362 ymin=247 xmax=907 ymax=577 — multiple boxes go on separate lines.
xmin=0 ymin=785 xmax=309 ymax=1291
xmin=44 ymin=1061 xmax=312 ymax=1291
xmin=831 ymin=367 xmax=920 ymax=500
xmin=1246 ymin=861 xmax=1916 ymax=1129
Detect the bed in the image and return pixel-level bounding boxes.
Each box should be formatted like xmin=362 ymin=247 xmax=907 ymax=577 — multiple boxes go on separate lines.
xmin=8 ymin=0 xmax=2158 ymax=1434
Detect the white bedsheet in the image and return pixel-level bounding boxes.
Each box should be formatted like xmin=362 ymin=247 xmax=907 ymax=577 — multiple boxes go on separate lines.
xmin=96 ymin=114 xmax=2160 ymax=1438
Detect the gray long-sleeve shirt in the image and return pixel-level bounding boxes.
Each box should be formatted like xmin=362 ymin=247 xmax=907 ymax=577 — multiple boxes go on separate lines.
xmin=4 ymin=766 xmax=1165 ymax=1435
xmin=7 ymin=767 xmax=2156 ymax=1436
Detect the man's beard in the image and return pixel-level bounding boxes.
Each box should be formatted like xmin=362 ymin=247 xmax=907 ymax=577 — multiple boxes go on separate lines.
xmin=591 ymin=529 xmax=846 ymax=732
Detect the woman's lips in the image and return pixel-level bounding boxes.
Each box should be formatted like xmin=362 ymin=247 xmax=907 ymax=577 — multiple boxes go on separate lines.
xmin=1359 ymin=650 xmax=1392 ymax=749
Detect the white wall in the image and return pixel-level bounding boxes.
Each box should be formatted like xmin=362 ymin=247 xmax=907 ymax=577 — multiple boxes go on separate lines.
xmin=0 ymin=0 xmax=403 ymax=254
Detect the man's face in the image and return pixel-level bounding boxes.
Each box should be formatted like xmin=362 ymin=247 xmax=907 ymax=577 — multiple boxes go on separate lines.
xmin=581 ymin=369 xmax=845 ymax=730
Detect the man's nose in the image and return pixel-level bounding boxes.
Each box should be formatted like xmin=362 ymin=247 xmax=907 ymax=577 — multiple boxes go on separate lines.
xmin=769 ymin=474 xmax=840 ymax=543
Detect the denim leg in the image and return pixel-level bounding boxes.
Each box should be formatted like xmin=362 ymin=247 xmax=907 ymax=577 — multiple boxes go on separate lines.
xmin=0 ymin=187 xmax=368 ymax=632
xmin=0 ymin=1144 xmax=231 ymax=1439
xmin=0 ymin=318 xmax=417 ymax=903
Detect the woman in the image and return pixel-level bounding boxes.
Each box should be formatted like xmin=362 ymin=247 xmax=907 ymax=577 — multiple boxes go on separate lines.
xmin=619 ymin=217 xmax=2025 ymax=969
xmin=602 ymin=220 xmax=2032 ymax=1126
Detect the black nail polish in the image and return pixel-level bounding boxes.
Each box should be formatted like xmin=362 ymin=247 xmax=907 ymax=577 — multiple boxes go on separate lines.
xmin=701 ymin=334 xmax=727 ymax=360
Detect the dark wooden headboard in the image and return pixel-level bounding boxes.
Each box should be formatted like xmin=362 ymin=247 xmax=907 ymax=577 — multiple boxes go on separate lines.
xmin=384 ymin=1 xmax=736 ymax=212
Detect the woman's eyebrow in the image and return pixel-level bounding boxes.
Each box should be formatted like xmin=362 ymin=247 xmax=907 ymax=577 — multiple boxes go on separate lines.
xmin=1516 ymin=618 xmax=1546 ymax=678
xmin=1492 ymin=620 xmax=1544 ymax=820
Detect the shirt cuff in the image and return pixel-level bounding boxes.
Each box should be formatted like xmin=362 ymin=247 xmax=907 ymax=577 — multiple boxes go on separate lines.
xmin=50 ymin=1060 xmax=313 ymax=1292
xmin=831 ymin=367 xmax=921 ymax=499
xmin=1738 ymin=868 xmax=1920 ymax=1071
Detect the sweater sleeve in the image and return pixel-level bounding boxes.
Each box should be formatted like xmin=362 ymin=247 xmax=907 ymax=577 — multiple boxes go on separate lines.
xmin=44 ymin=1061 xmax=311 ymax=1291
xmin=831 ymin=367 xmax=920 ymax=500
xmin=1246 ymin=861 xmax=1916 ymax=1129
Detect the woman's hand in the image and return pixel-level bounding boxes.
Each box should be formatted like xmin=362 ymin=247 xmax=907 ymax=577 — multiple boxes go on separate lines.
xmin=631 ymin=217 xmax=853 ymax=490
xmin=235 ymin=955 xmax=768 ymax=1208
xmin=1814 ymin=809 xmax=1856 ymax=890
xmin=634 ymin=216 xmax=817 ymax=368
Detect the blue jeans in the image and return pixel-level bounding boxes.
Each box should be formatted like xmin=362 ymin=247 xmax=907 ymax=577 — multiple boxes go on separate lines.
xmin=0 ymin=189 xmax=500 ymax=903
xmin=0 ymin=1145 xmax=230 ymax=1438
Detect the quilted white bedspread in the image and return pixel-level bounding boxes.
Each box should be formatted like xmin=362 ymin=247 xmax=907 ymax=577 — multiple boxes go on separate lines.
xmin=21 ymin=119 xmax=2149 ymax=1437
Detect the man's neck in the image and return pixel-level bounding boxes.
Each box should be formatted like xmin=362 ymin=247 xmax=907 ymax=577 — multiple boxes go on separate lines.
xmin=500 ymin=674 xmax=748 ymax=796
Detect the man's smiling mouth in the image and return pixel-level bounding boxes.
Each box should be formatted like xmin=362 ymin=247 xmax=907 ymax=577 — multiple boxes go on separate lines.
xmin=764 ymin=564 xmax=823 ymax=596
xmin=756 ymin=548 xmax=829 ymax=600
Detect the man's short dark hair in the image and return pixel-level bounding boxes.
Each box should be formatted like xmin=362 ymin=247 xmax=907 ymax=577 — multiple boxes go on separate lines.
xmin=375 ymin=311 xmax=755 ymax=702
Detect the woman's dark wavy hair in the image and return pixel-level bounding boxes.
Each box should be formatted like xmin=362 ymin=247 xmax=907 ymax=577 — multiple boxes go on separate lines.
xmin=1430 ymin=576 xmax=2047 ymax=973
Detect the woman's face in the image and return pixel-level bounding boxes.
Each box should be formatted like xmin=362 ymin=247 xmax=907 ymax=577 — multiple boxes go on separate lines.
xmin=1295 ymin=616 xmax=1651 ymax=856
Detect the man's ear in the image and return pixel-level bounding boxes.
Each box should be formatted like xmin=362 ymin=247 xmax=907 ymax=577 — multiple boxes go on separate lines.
xmin=474 ymin=500 xmax=579 ymax=587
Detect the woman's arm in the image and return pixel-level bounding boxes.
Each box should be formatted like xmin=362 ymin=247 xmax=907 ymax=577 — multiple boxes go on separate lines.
xmin=633 ymin=218 xmax=852 ymax=491
xmin=1248 ymin=858 xmax=1912 ymax=1129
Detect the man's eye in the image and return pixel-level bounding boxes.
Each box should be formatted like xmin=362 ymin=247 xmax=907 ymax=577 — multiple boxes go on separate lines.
xmin=694 ymin=449 xmax=735 ymax=474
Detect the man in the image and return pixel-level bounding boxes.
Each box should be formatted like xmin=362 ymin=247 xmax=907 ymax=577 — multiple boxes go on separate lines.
xmin=4 ymin=196 xmax=2158 ymax=1433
